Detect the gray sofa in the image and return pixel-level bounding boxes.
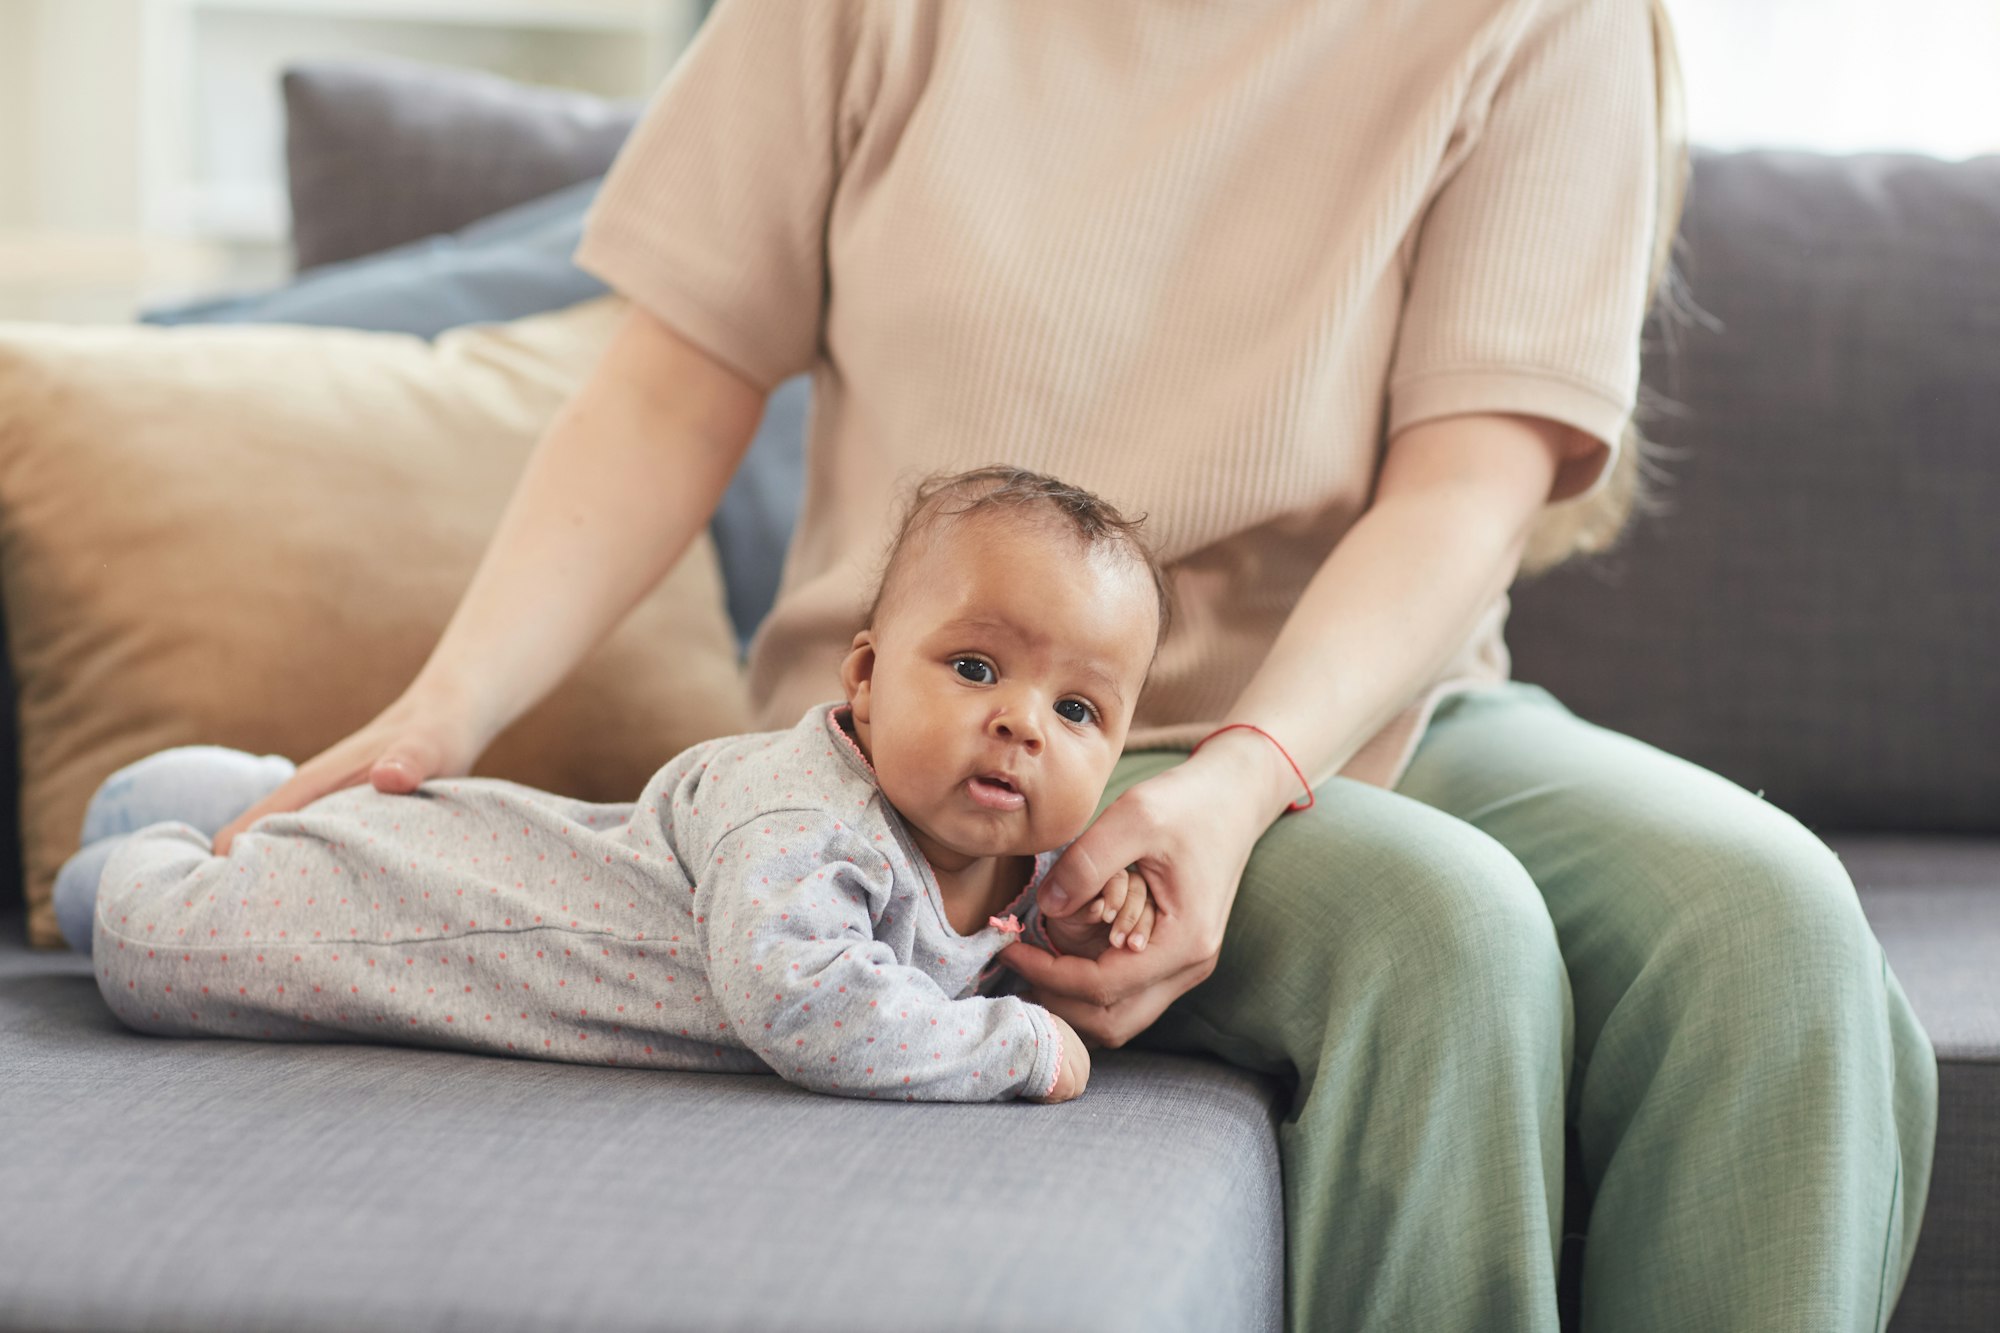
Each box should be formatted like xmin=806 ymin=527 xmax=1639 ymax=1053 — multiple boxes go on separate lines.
xmin=2 ymin=59 xmax=1995 ymax=1333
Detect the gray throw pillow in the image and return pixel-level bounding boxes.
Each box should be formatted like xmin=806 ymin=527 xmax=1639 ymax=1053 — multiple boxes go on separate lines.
xmin=284 ymin=56 xmax=642 ymax=271
xmin=273 ymin=53 xmax=808 ymax=649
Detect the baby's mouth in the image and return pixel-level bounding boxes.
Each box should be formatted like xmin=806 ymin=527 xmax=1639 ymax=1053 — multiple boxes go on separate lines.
xmin=966 ymin=773 xmax=1026 ymax=811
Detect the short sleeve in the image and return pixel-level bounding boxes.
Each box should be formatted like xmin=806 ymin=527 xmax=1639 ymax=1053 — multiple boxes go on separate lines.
xmin=572 ymin=0 xmax=878 ymax=393
xmin=1385 ymin=0 xmax=1661 ymax=505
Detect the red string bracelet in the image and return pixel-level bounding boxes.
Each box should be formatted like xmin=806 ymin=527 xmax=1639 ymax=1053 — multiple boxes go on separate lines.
xmin=1191 ymin=723 xmax=1316 ymax=814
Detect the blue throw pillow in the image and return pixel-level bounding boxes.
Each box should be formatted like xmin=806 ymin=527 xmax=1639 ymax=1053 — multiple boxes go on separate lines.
xmin=142 ymin=179 xmax=807 ymax=651
xmin=143 ymin=178 xmax=609 ymax=335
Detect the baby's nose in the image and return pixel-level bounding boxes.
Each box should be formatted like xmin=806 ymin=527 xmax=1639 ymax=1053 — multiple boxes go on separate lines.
xmin=990 ymin=710 xmax=1043 ymax=750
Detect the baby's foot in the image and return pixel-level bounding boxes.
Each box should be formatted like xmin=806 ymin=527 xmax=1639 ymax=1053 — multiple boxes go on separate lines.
xmin=79 ymin=745 xmax=297 ymax=843
xmin=55 ymin=746 xmax=296 ymax=955
xmin=53 ymin=837 xmax=124 ymax=953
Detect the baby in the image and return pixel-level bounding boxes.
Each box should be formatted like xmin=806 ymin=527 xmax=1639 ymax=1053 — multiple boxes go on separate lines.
xmin=59 ymin=465 xmax=1172 ymax=1105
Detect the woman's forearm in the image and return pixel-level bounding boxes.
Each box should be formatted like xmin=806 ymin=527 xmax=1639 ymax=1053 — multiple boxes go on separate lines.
xmin=1202 ymin=413 xmax=1571 ymax=818
xmin=410 ymin=306 xmax=767 ymax=745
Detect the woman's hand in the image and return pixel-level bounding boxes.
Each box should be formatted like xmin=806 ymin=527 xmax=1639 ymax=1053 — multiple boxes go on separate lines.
xmin=998 ymin=732 xmax=1295 ymax=1048
xmin=1040 ymin=866 xmax=1157 ymax=959
xmin=210 ymin=682 xmax=490 ymax=855
xmin=1025 ymin=1011 xmax=1093 ymax=1103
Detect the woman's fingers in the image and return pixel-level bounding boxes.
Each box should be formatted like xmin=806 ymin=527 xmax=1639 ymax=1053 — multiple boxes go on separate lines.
xmin=1001 ymin=937 xmax=1145 ymax=1007
xmin=1020 ymin=951 xmax=1214 ymax=1048
xmin=212 ymin=760 xmax=364 ymax=855
xmin=1044 ymin=801 xmax=1162 ymax=917
xmin=370 ymin=753 xmax=425 ymax=794
xmin=1052 ymin=869 xmax=1126 ymax=930
xmin=212 ymin=793 xmax=286 ymax=856
xmin=209 ymin=699 xmax=482 ymax=855
xmin=212 ymin=737 xmax=439 ymax=855
xmin=1099 ymin=953 xmax=1212 ymax=1044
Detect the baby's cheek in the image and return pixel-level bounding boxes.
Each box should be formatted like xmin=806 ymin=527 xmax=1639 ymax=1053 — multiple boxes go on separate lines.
xmin=1041 ymin=784 xmax=1098 ymax=847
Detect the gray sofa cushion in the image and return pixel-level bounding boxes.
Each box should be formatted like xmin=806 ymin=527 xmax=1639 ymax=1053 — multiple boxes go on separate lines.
xmin=0 ymin=909 xmax=1284 ymax=1333
xmin=4 ymin=836 xmax=1991 ymax=1331
xmin=1508 ymin=147 xmax=2000 ymax=835
xmin=284 ymin=58 xmax=641 ymax=272
xmin=1831 ymin=837 xmax=2000 ymax=1333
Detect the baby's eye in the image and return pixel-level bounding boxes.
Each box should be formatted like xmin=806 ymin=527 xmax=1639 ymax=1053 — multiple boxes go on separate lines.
xmin=1055 ymin=698 xmax=1099 ymax=726
xmin=952 ymin=658 xmax=995 ymax=684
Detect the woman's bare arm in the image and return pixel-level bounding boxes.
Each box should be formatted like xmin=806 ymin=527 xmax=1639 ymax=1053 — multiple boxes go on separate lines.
xmin=1193 ymin=411 xmax=1590 ymax=818
xmin=413 ymin=304 xmax=769 ymax=741
xmin=212 ymin=305 xmax=768 ymax=853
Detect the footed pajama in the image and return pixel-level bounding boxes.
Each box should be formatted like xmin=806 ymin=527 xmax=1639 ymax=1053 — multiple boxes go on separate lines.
xmin=90 ymin=703 xmax=1065 ymax=1102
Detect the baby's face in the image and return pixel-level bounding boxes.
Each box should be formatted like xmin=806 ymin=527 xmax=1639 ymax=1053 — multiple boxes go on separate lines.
xmin=840 ymin=512 xmax=1158 ymax=873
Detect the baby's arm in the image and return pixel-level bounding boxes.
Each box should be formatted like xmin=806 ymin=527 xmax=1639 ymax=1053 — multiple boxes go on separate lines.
xmin=703 ymin=818 xmax=1067 ymax=1103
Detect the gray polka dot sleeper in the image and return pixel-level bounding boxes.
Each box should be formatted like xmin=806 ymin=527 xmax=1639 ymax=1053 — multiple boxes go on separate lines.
xmin=92 ymin=702 xmax=1068 ymax=1102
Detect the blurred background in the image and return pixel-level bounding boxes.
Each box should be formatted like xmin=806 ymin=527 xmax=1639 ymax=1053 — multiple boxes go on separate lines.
xmin=0 ymin=0 xmax=1993 ymax=324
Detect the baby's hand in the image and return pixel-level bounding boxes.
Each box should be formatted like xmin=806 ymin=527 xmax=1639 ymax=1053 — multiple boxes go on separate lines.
xmin=1041 ymin=866 xmax=1157 ymax=959
xmin=1026 ymin=1011 xmax=1092 ymax=1103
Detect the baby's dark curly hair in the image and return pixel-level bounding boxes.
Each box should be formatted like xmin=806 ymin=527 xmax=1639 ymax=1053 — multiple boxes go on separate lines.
xmin=866 ymin=465 xmax=1174 ymax=655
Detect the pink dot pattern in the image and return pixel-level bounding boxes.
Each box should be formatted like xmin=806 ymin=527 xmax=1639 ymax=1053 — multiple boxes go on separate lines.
xmin=92 ymin=702 xmax=1064 ymax=1102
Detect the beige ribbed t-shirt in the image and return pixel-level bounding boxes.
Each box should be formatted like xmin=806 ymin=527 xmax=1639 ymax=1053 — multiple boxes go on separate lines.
xmin=574 ymin=0 xmax=1658 ymax=791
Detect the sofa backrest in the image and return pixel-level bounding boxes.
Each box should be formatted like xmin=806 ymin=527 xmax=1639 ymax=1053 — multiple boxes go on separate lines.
xmin=6 ymin=130 xmax=1991 ymax=919
xmin=1507 ymin=146 xmax=1999 ymax=834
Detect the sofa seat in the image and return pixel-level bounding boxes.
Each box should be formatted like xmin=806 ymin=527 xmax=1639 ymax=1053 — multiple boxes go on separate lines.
xmin=0 ymin=925 xmax=1285 ymax=1333
xmin=1825 ymin=836 xmax=2000 ymax=1333
xmin=2 ymin=833 xmax=1991 ymax=1332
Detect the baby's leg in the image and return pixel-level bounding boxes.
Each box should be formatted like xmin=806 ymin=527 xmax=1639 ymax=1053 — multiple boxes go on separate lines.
xmin=90 ymin=815 xmax=445 ymax=1046
xmin=54 ymin=746 xmax=296 ymax=954
xmin=91 ymin=776 xmax=768 ymax=1075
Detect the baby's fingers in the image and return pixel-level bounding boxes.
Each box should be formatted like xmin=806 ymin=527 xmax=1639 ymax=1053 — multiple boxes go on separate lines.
xmin=1093 ymin=868 xmax=1130 ymax=925
xmin=1126 ymin=899 xmax=1157 ymax=952
xmin=1109 ymin=870 xmax=1148 ymax=948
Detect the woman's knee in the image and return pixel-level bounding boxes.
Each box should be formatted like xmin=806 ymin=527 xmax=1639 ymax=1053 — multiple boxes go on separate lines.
xmin=1225 ymin=791 xmax=1569 ymax=1052
xmin=1641 ymin=809 xmax=1887 ymax=1038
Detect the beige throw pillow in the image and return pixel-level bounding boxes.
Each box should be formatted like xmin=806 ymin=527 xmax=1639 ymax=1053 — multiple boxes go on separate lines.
xmin=0 ymin=296 xmax=753 ymax=949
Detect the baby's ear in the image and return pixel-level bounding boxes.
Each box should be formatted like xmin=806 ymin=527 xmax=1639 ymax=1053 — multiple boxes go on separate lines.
xmin=839 ymin=630 xmax=877 ymax=722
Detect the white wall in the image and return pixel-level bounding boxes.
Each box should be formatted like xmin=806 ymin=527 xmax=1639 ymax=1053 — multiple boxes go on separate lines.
xmin=1672 ymin=0 xmax=2000 ymax=159
xmin=0 ymin=0 xmax=31 ymax=228
xmin=0 ymin=0 xmax=695 ymax=240
xmin=0 ymin=0 xmax=697 ymax=320
xmin=27 ymin=0 xmax=151 ymax=232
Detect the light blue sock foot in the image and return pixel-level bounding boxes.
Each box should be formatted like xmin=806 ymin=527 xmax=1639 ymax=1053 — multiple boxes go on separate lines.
xmin=54 ymin=746 xmax=298 ymax=955
xmin=79 ymin=745 xmax=298 ymax=843
xmin=54 ymin=838 xmax=125 ymax=953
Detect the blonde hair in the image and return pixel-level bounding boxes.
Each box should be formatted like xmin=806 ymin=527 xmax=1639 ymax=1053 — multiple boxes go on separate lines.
xmin=1517 ymin=0 xmax=1696 ymax=578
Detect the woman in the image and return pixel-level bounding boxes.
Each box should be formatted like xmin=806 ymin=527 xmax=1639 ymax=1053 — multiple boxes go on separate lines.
xmin=215 ymin=1 xmax=1938 ymax=1327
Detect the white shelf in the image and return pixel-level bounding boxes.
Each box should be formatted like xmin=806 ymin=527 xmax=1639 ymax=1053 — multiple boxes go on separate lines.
xmin=2 ymin=0 xmax=698 ymax=291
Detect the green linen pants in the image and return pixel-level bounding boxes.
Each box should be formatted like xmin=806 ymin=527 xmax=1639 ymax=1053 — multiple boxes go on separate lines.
xmin=1111 ymin=680 xmax=1937 ymax=1332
